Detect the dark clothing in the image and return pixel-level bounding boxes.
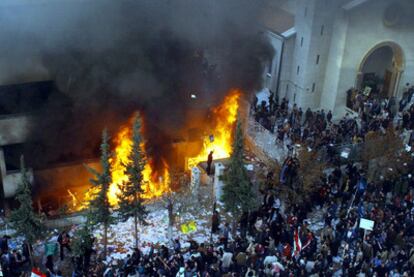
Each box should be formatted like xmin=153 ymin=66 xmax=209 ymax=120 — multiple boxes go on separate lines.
xmin=207 ymin=152 xmax=213 ymax=175
xmin=58 ymin=232 xmax=71 ymax=260
xmin=212 ymin=213 xmax=220 ymax=234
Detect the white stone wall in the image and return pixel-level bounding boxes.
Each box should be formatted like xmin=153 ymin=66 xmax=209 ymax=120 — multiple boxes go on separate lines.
xmin=264 ymin=31 xmax=284 ymax=94
xmin=288 ymin=0 xmax=316 ymax=105
xmin=278 ymin=35 xmax=296 ymax=101
xmin=279 ymin=0 xmax=414 ymax=115
xmin=320 ymin=8 xmax=349 ymax=114
xmin=286 ymin=0 xmax=337 ymax=109
xmin=320 ymin=0 xmax=414 ymax=115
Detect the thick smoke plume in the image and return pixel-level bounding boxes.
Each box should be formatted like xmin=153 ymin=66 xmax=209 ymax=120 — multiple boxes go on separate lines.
xmin=0 ymin=0 xmax=274 ymax=169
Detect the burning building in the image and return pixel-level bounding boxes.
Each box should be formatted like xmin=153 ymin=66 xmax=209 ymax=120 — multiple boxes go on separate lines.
xmin=0 ymin=81 xmax=246 ymax=212
xmin=0 ymin=0 xmax=275 ymax=212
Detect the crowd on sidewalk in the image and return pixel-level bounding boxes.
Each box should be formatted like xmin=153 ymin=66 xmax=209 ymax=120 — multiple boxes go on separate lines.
xmin=1 ymin=90 xmax=414 ymax=276
xmin=75 ymin=157 xmax=414 ymax=276
xmin=253 ymin=89 xmax=414 ymax=152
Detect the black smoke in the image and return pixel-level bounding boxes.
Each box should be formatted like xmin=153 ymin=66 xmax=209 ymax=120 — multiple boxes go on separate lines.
xmin=0 ymin=0 xmax=274 ymax=169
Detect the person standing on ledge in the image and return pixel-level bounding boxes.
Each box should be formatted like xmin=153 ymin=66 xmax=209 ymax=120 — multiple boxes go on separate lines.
xmin=207 ymin=151 xmax=214 ymax=175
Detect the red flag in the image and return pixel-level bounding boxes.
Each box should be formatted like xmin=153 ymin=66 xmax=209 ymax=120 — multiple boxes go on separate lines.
xmin=292 ymin=227 xmax=302 ymax=257
xmin=31 ymin=268 xmax=46 ymax=277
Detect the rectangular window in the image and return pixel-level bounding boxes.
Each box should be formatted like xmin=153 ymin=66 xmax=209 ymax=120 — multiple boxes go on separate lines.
xmin=304 ymin=7 xmax=308 ymax=17
xmin=297 ymin=66 xmax=300 ymax=75
xmin=300 ymin=37 xmax=304 ymax=47
xmin=267 ymin=60 xmax=273 ymax=74
xmin=316 ymin=55 xmax=320 ymax=65
xmin=312 ymin=83 xmax=316 ymax=92
xmin=321 ymin=25 xmax=325 ymax=36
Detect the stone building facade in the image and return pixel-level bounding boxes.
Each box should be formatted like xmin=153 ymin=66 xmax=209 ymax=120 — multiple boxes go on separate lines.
xmin=263 ymin=0 xmax=414 ymax=116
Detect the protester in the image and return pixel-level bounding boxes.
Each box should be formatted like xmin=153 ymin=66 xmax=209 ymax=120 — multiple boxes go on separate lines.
xmin=2 ymin=91 xmax=414 ymax=277
xmin=253 ymin=92 xmax=414 ymax=159
xmin=57 ymin=230 xmax=71 ymax=261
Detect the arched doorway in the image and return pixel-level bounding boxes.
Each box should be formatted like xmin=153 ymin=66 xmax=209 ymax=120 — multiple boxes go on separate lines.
xmin=356 ymin=41 xmax=404 ymax=98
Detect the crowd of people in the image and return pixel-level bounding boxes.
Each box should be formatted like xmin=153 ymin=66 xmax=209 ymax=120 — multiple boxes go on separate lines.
xmin=0 ymin=233 xmax=70 ymax=277
xmin=0 ymin=89 xmax=413 ymax=276
xmin=73 ymin=157 xmax=413 ymax=276
xmin=64 ymin=92 xmax=412 ymax=276
xmin=2 ymin=157 xmax=414 ymax=277
xmin=253 ymin=88 xmax=414 ymax=155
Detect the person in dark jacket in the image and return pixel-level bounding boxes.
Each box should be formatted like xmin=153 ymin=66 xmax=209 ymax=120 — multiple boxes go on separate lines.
xmin=211 ymin=210 xmax=220 ymax=234
xmin=57 ymin=230 xmax=71 ymax=261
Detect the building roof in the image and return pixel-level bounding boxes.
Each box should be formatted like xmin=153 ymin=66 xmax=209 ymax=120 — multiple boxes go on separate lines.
xmin=260 ymin=4 xmax=295 ymax=35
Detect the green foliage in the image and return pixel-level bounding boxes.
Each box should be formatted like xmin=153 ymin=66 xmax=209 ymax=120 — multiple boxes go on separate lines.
xmin=85 ymin=129 xmax=114 ymax=227
xmin=117 ymin=115 xmax=148 ymax=224
xmin=9 ymin=156 xmax=44 ymax=244
xmin=84 ymin=129 xmax=114 ymax=258
xmin=72 ymin=225 xmax=94 ymax=258
xmin=221 ymin=117 xmax=255 ymax=217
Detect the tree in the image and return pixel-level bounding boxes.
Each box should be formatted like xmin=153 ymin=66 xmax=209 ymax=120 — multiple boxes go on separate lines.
xmin=72 ymin=225 xmax=94 ymax=257
xmin=294 ymin=148 xmax=327 ymax=203
xmin=85 ymin=129 xmax=114 ymax=259
xmin=9 ymin=155 xmax=44 ymax=265
xmin=117 ymin=115 xmax=148 ymax=249
xmin=362 ymin=129 xmax=405 ymax=177
xmin=362 ymin=129 xmax=412 ymax=186
xmin=221 ymin=117 xmax=255 ymax=232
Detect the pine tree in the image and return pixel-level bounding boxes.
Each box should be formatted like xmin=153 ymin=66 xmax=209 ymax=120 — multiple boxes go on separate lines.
xmin=72 ymin=224 xmax=94 ymax=258
xmin=221 ymin=117 xmax=255 ymax=231
xmin=9 ymin=155 xmax=44 ymax=264
xmin=117 ymin=115 xmax=148 ymax=249
xmin=85 ymin=129 xmax=114 ymax=259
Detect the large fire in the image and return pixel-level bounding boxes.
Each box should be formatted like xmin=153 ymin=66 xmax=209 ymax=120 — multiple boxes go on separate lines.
xmin=82 ymin=89 xmax=241 ymax=208
xmin=187 ymin=89 xmax=240 ymax=169
xmin=108 ymin=122 xmax=171 ymax=206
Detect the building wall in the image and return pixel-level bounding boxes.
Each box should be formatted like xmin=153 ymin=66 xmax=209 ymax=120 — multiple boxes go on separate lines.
xmin=288 ymin=0 xmax=316 ymax=105
xmin=263 ymin=31 xmax=284 ymax=94
xmin=278 ymin=35 xmax=296 ymax=101
xmin=320 ymin=0 xmax=414 ymax=115
xmin=320 ymin=8 xmax=349 ymax=113
xmin=0 ymin=147 xmax=34 ymax=198
xmin=34 ymin=160 xmax=100 ymax=205
xmin=286 ymin=0 xmax=337 ymax=109
xmin=0 ymin=115 xmax=31 ymax=146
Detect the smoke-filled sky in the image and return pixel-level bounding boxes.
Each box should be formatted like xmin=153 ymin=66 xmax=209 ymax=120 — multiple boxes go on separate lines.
xmin=0 ymin=0 xmax=274 ymax=169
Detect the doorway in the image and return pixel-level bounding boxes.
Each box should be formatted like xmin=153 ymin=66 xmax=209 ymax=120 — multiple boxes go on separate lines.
xmin=356 ymin=42 xmax=404 ymax=98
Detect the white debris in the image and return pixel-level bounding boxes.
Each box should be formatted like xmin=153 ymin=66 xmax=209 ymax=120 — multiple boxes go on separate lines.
xmin=92 ymin=207 xmax=210 ymax=261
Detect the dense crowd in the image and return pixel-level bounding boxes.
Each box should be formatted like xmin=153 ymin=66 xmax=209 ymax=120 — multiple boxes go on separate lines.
xmin=75 ymin=158 xmax=414 ymax=276
xmin=0 ymin=89 xmax=414 ymax=276
xmin=253 ymin=89 xmax=414 ymax=153
xmin=0 ymin=233 xmax=67 ymax=277
xmin=71 ymin=92 xmax=412 ymax=276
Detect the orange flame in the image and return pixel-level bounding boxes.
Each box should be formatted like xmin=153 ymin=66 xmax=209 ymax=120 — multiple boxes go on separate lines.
xmin=108 ymin=122 xmax=170 ymax=206
xmin=81 ymin=89 xmax=240 ymax=209
xmin=187 ymin=89 xmax=240 ymax=169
